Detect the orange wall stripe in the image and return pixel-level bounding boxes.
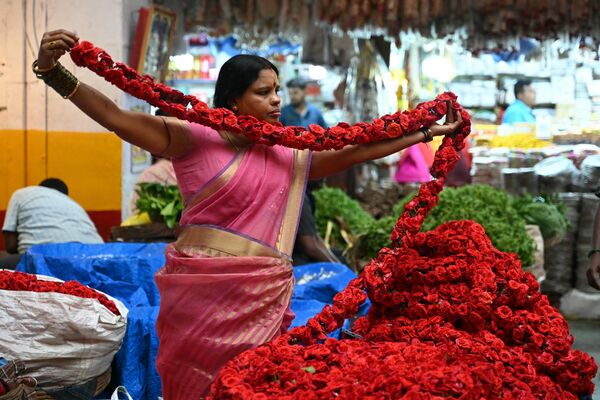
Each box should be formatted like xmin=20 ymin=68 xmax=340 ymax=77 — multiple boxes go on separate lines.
xmin=0 ymin=130 xmax=122 ymax=211
xmin=0 ymin=130 xmax=27 ymax=209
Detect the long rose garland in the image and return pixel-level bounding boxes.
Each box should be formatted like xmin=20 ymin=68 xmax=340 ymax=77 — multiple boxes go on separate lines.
xmin=69 ymin=41 xmax=461 ymax=152
xmin=68 ymin=42 xmax=596 ymax=398
xmin=0 ymin=270 xmax=120 ymax=316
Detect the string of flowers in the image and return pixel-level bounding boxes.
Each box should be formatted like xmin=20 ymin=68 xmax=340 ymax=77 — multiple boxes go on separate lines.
xmin=0 ymin=270 xmax=120 ymax=316
xmin=68 ymin=41 xmax=596 ymax=398
xmin=70 ymin=41 xmax=457 ymax=152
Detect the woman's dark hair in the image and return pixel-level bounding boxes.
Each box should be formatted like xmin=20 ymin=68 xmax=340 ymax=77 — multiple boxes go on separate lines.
xmin=213 ymin=55 xmax=279 ymax=110
xmin=39 ymin=178 xmax=68 ymax=195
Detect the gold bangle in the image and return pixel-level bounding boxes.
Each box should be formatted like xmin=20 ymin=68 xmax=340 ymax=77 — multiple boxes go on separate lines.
xmin=66 ymin=80 xmax=81 ymax=99
xmin=32 ymin=60 xmax=57 ymax=75
xmin=419 ymin=127 xmax=434 ymax=143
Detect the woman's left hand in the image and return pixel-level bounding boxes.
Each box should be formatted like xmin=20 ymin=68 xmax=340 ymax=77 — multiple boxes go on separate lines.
xmin=429 ymin=101 xmax=463 ymax=137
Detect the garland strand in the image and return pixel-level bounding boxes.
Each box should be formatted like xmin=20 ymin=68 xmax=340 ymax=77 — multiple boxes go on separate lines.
xmin=69 ymin=41 xmax=466 ymax=151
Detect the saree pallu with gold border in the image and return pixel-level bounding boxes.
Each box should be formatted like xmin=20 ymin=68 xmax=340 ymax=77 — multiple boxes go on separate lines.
xmin=155 ymin=144 xmax=310 ymax=399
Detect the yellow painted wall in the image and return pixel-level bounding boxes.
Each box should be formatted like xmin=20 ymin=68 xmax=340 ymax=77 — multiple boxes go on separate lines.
xmin=0 ymin=131 xmax=26 ymax=208
xmin=0 ymin=130 xmax=121 ymax=211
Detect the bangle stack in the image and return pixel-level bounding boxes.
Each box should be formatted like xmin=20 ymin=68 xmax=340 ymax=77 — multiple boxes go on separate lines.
xmin=419 ymin=126 xmax=434 ymax=143
xmin=32 ymin=60 xmax=80 ymax=99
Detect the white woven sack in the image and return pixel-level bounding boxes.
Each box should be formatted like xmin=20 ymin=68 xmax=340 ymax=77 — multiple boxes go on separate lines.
xmin=0 ymin=272 xmax=128 ymax=390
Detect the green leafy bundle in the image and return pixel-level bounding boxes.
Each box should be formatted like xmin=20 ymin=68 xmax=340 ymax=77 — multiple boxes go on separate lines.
xmin=135 ymin=183 xmax=183 ymax=229
xmin=355 ymin=216 xmax=396 ymax=260
xmin=512 ymin=194 xmax=568 ymax=242
xmin=394 ymin=185 xmax=535 ymax=266
xmin=314 ymin=187 xmax=373 ymax=249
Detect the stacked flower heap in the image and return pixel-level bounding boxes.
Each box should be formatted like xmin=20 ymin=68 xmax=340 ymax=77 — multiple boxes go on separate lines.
xmin=0 ymin=270 xmax=120 ymax=316
xmin=70 ymin=42 xmax=597 ymax=399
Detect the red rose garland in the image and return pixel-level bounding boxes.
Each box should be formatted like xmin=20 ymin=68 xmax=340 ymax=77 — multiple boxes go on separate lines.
xmin=67 ymin=41 xmax=596 ymax=398
xmin=69 ymin=41 xmax=466 ymax=152
xmin=0 ymin=270 xmax=120 ymax=315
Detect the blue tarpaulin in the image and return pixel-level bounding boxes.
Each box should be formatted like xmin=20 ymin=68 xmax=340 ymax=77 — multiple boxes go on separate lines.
xmin=291 ymin=263 xmax=370 ymax=337
xmin=17 ymin=246 xmax=368 ymax=399
xmin=17 ymin=243 xmax=166 ymax=400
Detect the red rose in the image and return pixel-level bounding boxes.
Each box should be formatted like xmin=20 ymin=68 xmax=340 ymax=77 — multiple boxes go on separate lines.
xmin=125 ymin=80 xmax=145 ymax=98
xmin=262 ymin=123 xmax=275 ymax=136
xmin=435 ymin=101 xmax=447 ymax=115
xmin=302 ymin=132 xmax=317 ymax=147
xmin=208 ymin=109 xmax=224 ymax=125
xmin=308 ymin=124 xmax=326 ymax=136
xmin=223 ymin=115 xmax=241 ymax=133
xmin=372 ymin=118 xmax=385 ymax=132
xmin=282 ymin=128 xmax=297 ymax=144
xmin=386 ymin=122 xmax=402 ymax=138
xmin=193 ymin=102 xmax=209 ymax=112
xmin=328 ymin=126 xmax=346 ymax=139
xmin=170 ymin=104 xmax=187 ymax=119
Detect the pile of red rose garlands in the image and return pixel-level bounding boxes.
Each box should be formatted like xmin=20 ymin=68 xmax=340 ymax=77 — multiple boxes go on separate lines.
xmin=69 ymin=42 xmax=597 ymax=399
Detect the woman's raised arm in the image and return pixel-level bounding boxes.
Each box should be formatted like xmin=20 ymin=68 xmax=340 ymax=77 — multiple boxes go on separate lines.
xmin=309 ymin=103 xmax=462 ymax=180
xmin=35 ymin=29 xmax=193 ymax=157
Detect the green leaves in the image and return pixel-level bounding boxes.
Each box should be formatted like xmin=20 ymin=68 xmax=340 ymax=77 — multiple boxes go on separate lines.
xmin=135 ymin=182 xmax=183 ymax=229
xmin=512 ymin=194 xmax=568 ymax=241
xmin=315 ymin=184 xmax=539 ymax=268
xmin=395 ymin=185 xmax=536 ymax=267
xmin=314 ymin=187 xmax=373 ymax=249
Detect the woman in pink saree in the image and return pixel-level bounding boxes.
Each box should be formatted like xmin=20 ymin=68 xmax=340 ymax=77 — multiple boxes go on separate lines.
xmin=34 ymin=30 xmax=463 ymax=399
xmin=154 ymin=117 xmax=310 ymax=397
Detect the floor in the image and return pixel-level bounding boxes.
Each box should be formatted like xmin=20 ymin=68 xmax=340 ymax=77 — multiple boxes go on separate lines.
xmin=569 ymin=319 xmax=600 ymax=399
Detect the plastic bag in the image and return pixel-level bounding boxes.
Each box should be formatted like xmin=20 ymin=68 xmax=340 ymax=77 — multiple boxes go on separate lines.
xmin=0 ymin=272 xmax=127 ymax=390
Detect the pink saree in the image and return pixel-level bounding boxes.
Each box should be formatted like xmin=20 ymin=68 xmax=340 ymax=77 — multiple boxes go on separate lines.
xmin=155 ymin=122 xmax=311 ymax=399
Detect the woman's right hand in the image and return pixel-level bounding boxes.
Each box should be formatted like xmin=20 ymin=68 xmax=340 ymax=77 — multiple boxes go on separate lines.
xmin=37 ymin=29 xmax=79 ymax=69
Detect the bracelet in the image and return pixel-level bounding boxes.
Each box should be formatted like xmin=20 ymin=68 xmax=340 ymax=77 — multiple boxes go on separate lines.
xmin=32 ymin=60 xmax=57 ymax=73
xmin=32 ymin=60 xmax=80 ymax=99
xmin=419 ymin=126 xmax=434 ymax=143
xmin=588 ymin=248 xmax=600 ymax=259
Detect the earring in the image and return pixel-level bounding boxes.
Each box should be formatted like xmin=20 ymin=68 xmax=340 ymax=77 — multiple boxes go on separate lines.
xmin=232 ymin=105 xmax=238 ymax=113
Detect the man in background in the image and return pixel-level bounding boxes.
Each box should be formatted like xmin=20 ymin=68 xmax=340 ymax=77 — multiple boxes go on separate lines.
xmin=280 ymin=80 xmax=339 ymax=266
xmin=501 ymin=80 xmax=537 ymax=125
xmin=292 ymin=180 xmax=343 ymax=266
xmin=280 ymin=78 xmax=328 ymax=129
xmin=1 ymin=178 xmax=103 ymax=269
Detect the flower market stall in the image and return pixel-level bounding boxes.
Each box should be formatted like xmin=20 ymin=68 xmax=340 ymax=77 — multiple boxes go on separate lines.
xmin=63 ymin=38 xmax=598 ymax=399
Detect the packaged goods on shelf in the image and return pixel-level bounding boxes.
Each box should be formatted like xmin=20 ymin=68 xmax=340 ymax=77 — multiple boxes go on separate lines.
xmin=488 ymin=133 xmax=552 ymax=149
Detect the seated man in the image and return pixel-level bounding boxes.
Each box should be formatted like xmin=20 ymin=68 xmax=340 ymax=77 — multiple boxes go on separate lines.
xmin=292 ymin=184 xmax=343 ymax=267
xmin=1 ymin=178 xmax=103 ymax=269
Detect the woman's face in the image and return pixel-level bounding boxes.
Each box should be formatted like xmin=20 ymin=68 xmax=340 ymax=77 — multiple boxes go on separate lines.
xmin=235 ymin=69 xmax=281 ymax=124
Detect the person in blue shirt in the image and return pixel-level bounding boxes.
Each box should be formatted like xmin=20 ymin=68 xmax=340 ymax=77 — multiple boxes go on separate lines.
xmin=280 ymin=78 xmax=328 ymax=129
xmin=501 ymin=79 xmax=536 ymax=125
